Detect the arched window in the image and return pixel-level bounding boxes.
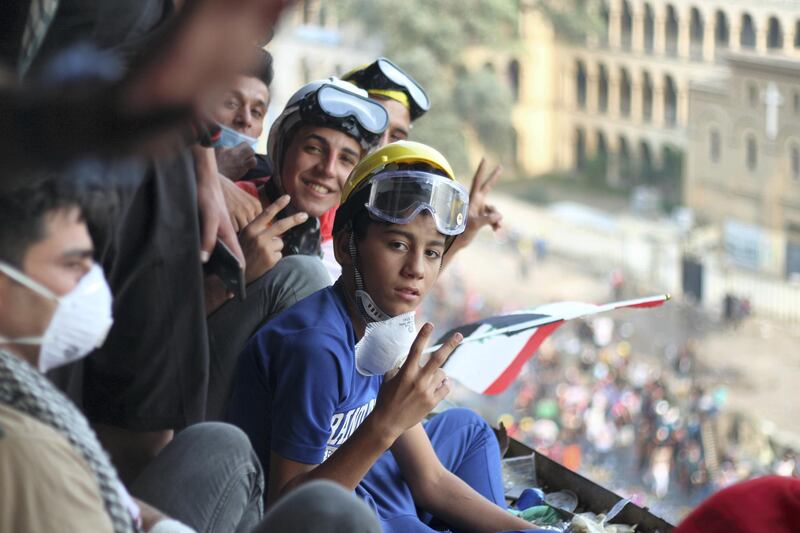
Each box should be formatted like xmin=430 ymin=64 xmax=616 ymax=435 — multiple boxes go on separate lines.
xmin=643 ymin=4 xmax=655 ymax=53
xmin=596 ymin=130 xmax=608 ymax=180
xmin=715 ymin=11 xmax=729 ymax=49
xmin=795 ymin=20 xmax=800 ymax=48
xmin=665 ymin=5 xmax=679 ymax=56
xmin=690 ymin=8 xmax=704 ymax=60
xmin=575 ymin=128 xmax=587 ymax=170
xmin=767 ymin=17 xmax=783 ymax=50
xmin=640 ymin=141 xmax=654 ymax=182
xmin=598 ymin=64 xmax=609 ymax=113
xmin=791 ymin=143 xmax=800 ymax=181
xmin=620 ymin=68 xmax=632 ymax=117
xmin=508 ymin=59 xmax=521 ymax=102
xmin=746 ymin=134 xmax=758 ymax=171
xmin=740 ymin=14 xmax=756 ymax=49
xmin=621 ymin=0 xmax=633 ymax=50
xmin=576 ymin=60 xmax=587 ymax=109
xmin=596 ymin=131 xmax=608 ymax=161
xmin=664 ymin=75 xmax=677 ymax=126
xmin=710 ymin=128 xmax=721 ymax=163
xmin=618 ymin=136 xmax=632 ymax=182
xmin=642 ymin=71 xmax=653 ymax=121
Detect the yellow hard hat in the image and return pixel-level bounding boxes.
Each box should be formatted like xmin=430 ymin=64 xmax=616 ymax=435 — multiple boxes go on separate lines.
xmin=340 ymin=140 xmax=455 ymax=205
xmin=333 ymin=141 xmax=462 ymax=237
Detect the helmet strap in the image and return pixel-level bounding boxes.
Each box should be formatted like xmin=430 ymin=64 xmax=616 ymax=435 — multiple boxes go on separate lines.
xmin=348 ymin=231 xmax=392 ymax=324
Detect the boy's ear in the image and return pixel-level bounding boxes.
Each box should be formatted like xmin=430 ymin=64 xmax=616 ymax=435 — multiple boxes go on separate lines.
xmin=333 ymin=231 xmax=353 ymax=267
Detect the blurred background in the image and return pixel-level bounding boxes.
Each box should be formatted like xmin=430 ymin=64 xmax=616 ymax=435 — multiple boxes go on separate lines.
xmin=264 ymin=0 xmax=800 ymax=523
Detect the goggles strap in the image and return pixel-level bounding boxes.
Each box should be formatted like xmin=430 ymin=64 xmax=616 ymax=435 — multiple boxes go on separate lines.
xmin=348 ymin=231 xmax=392 ymax=324
xmin=368 ymin=89 xmax=410 ymax=110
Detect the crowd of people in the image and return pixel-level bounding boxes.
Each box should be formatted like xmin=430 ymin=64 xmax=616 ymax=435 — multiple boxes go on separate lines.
xmin=1 ymin=1 xmax=799 ymax=532
xmin=423 ymin=265 xmax=800 ymax=523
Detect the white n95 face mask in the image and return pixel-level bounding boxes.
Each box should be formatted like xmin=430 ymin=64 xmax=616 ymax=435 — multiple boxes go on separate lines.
xmin=354 ymin=311 xmax=417 ymax=376
xmin=0 ymin=262 xmax=114 ymax=373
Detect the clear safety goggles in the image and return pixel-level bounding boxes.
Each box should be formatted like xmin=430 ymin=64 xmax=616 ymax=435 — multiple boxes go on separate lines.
xmin=365 ymin=171 xmax=468 ymax=235
xmin=375 ymin=58 xmax=430 ymax=113
xmin=300 ymin=84 xmax=389 ymax=136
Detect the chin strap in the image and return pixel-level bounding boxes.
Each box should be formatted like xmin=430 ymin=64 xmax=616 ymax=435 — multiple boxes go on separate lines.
xmin=348 ymin=231 xmax=392 ymax=323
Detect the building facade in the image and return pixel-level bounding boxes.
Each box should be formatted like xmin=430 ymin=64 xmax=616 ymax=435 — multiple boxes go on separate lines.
xmin=259 ymin=0 xmax=379 ymax=148
xmin=514 ymin=0 xmax=800 ymax=185
xmin=687 ymin=53 xmax=800 ymax=278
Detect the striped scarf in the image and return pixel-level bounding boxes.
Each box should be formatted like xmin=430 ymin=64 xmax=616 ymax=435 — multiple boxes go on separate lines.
xmin=0 ymin=350 xmax=137 ymax=533
xmin=18 ymin=0 xmax=60 ymax=76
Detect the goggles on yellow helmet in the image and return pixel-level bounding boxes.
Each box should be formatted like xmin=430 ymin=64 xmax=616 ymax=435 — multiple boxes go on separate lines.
xmin=364 ymin=170 xmax=468 ymax=236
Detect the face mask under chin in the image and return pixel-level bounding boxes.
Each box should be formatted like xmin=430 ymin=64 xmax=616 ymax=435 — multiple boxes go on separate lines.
xmin=214 ymin=123 xmax=258 ymax=150
xmin=354 ymin=311 xmax=417 ymax=376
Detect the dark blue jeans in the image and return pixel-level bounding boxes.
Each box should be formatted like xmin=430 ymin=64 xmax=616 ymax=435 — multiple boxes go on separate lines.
xmin=357 ymin=408 xmax=543 ymax=533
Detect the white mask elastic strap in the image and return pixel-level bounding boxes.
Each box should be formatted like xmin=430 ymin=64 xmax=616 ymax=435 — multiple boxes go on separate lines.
xmin=0 ymin=262 xmax=57 ymax=300
xmin=0 ymin=335 xmax=43 ymax=346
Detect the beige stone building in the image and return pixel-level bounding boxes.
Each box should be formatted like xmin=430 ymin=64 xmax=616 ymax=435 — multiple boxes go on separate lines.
xmin=261 ymin=1 xmax=378 ymax=145
xmin=512 ymin=0 xmax=800 ymax=186
xmin=687 ymin=53 xmax=800 ymax=277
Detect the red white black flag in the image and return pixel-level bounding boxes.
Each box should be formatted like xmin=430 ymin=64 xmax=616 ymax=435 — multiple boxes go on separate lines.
xmin=429 ymin=295 xmax=669 ymax=395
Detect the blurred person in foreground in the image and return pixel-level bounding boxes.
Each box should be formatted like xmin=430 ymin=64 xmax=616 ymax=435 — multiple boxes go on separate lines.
xmin=3 ymin=0 xmax=287 ymax=483
xmin=673 ymin=476 xmax=800 ymax=533
xmin=0 ymin=178 xmax=381 ymax=533
xmin=0 ymin=0 xmax=294 ymax=175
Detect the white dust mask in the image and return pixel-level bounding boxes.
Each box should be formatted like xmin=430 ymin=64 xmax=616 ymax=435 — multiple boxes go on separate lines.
xmin=354 ymin=311 xmax=417 ymax=376
xmin=0 ymin=262 xmax=114 ymax=372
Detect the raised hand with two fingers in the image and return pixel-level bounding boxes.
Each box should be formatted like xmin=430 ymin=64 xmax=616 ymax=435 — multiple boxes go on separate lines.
xmin=238 ymin=194 xmax=309 ymax=283
xmin=372 ymin=323 xmax=463 ymax=441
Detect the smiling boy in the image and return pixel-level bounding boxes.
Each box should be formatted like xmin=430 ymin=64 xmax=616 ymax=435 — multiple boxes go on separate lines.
xmin=203 ymin=78 xmax=389 ymax=420
xmin=227 ymin=142 xmax=536 ymax=532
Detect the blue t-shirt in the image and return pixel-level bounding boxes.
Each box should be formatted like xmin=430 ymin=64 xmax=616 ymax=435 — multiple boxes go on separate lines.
xmin=226 ymin=283 xmax=382 ymax=475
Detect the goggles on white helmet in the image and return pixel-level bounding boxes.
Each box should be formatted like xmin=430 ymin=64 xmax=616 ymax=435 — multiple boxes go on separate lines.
xmin=296 ymin=83 xmax=388 ymax=146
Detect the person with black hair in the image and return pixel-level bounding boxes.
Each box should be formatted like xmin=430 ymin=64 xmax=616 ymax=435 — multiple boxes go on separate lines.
xmin=0 ymin=178 xmax=381 ymax=533
xmin=210 ymin=49 xmax=275 ymax=187
xmin=202 ymin=77 xmax=389 ymax=420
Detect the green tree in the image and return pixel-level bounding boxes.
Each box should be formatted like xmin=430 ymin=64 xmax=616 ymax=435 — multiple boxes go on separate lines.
xmin=536 ymin=0 xmax=605 ymax=44
xmin=332 ymin=0 xmax=520 ymax=175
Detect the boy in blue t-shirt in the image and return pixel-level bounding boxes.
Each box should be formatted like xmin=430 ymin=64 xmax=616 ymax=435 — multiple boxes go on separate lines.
xmin=227 ymin=141 xmax=537 ymax=532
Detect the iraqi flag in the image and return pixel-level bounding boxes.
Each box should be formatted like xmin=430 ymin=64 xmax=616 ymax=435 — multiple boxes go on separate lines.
xmin=428 ymin=295 xmax=669 ymax=395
